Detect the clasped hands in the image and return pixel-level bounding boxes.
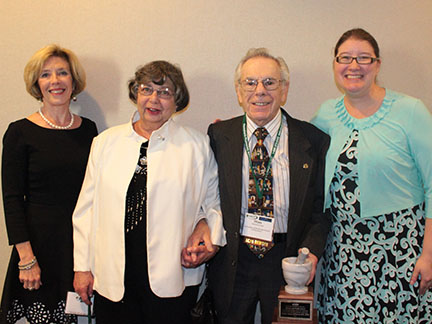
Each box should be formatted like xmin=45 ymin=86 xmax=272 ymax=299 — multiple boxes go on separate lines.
xmin=181 ymin=218 xmax=219 ymax=268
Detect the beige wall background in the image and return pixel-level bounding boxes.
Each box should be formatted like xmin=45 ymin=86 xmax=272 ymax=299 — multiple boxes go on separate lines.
xmin=0 ymin=0 xmax=431 ymax=317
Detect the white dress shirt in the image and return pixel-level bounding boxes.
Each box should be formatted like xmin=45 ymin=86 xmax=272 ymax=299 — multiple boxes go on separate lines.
xmin=241 ymin=109 xmax=290 ymax=234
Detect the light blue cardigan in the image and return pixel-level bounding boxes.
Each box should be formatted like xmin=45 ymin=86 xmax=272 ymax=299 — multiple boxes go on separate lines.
xmin=311 ymin=89 xmax=432 ymax=218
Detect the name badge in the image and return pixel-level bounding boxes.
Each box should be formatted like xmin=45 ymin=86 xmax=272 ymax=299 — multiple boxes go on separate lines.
xmin=242 ymin=213 xmax=274 ymax=241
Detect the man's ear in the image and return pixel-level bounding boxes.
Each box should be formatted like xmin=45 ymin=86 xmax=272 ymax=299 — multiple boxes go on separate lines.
xmin=281 ymin=81 xmax=289 ymax=105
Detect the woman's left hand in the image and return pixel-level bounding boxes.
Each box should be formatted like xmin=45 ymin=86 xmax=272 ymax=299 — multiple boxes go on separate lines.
xmin=181 ymin=219 xmax=219 ymax=268
xmin=410 ymin=218 xmax=432 ymax=295
xmin=410 ymin=254 xmax=432 ymax=295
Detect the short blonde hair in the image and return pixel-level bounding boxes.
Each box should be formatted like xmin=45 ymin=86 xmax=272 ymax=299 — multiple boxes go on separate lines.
xmin=24 ymin=44 xmax=86 ymax=100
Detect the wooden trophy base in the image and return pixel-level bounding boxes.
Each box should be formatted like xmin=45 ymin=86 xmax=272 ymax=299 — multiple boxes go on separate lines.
xmin=272 ymin=286 xmax=317 ymax=323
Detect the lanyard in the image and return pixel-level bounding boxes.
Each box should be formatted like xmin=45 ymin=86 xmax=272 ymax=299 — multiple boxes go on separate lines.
xmin=242 ymin=114 xmax=282 ymax=200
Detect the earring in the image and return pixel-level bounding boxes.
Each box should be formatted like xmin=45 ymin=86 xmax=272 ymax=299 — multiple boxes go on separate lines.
xmin=72 ymin=96 xmax=77 ymax=102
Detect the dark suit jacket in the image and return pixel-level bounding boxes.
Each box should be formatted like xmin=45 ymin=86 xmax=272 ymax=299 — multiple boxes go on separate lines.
xmin=207 ymin=109 xmax=330 ymax=317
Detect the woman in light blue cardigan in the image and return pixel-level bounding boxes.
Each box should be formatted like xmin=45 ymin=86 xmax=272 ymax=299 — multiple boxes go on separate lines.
xmin=312 ymin=28 xmax=432 ymax=323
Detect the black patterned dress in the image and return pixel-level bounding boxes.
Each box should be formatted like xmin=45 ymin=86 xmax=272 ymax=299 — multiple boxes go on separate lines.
xmin=318 ymin=129 xmax=432 ymax=324
xmin=1 ymin=118 xmax=97 ymax=324
xmin=124 ymin=141 xmax=148 ymax=284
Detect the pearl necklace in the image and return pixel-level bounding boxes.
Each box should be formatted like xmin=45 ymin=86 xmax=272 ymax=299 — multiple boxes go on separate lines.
xmin=38 ymin=108 xmax=74 ymax=130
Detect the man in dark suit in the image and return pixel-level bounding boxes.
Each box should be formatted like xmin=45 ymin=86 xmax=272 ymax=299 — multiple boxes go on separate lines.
xmin=207 ymin=48 xmax=330 ymax=324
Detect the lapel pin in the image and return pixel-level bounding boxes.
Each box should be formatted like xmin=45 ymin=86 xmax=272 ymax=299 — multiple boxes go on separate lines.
xmin=303 ymin=163 xmax=309 ymax=169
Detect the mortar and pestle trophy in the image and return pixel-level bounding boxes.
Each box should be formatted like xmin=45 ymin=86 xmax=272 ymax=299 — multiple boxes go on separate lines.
xmin=274 ymin=248 xmax=316 ymax=323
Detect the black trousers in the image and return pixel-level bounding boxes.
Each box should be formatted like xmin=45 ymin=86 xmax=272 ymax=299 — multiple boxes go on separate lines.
xmin=94 ymin=283 xmax=199 ymax=324
xmin=95 ymin=232 xmax=199 ymax=324
xmin=221 ymin=241 xmax=286 ymax=324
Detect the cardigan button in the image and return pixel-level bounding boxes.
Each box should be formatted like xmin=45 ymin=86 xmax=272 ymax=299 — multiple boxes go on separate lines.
xmin=231 ymin=260 xmax=236 ymax=267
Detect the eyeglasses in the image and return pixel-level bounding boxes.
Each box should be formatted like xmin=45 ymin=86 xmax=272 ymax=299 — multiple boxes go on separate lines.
xmin=335 ymin=56 xmax=380 ymax=65
xmin=138 ymin=84 xmax=174 ymax=99
xmin=238 ymin=78 xmax=283 ymax=92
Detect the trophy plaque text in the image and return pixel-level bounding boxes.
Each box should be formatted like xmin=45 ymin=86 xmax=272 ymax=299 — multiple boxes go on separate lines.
xmin=272 ymin=287 xmax=317 ymax=323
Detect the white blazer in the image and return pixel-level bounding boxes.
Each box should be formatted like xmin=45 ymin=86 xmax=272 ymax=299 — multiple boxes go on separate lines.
xmin=73 ymin=113 xmax=226 ymax=301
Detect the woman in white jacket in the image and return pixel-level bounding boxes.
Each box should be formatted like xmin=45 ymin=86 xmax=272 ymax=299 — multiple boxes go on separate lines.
xmin=72 ymin=61 xmax=226 ymax=324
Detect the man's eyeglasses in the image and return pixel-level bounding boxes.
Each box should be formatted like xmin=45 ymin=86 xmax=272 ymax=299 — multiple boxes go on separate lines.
xmin=335 ymin=56 xmax=380 ymax=65
xmin=238 ymin=78 xmax=283 ymax=92
xmin=138 ymin=84 xmax=174 ymax=99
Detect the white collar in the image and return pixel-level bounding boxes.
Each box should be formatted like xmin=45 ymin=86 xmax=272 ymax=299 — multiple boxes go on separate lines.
xmin=127 ymin=110 xmax=173 ymax=142
xmin=245 ymin=109 xmax=282 ymax=140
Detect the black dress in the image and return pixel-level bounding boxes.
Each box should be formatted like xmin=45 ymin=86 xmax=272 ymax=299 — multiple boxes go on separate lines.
xmin=0 ymin=118 xmax=97 ymax=324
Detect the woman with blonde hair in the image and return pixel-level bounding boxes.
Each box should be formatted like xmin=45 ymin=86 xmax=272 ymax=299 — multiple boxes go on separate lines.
xmin=0 ymin=44 xmax=97 ymax=324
